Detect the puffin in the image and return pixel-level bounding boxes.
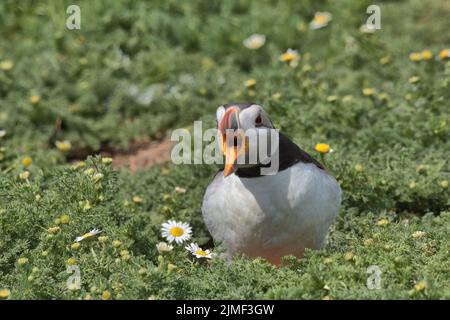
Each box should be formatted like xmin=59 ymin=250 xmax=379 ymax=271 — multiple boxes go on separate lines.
xmin=202 ymin=103 xmax=341 ymax=265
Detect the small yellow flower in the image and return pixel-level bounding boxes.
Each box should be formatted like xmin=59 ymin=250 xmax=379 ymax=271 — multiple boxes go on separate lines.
xmin=80 ymin=200 xmax=92 ymax=211
xmin=101 ymin=157 xmax=113 ymax=164
xmin=98 ymin=235 xmax=109 ymax=243
xmin=55 ymin=140 xmax=72 ymax=152
xmin=242 ymin=34 xmax=266 ymax=50
xmin=79 ymin=57 xmax=88 ymax=65
xmin=414 ymin=281 xmax=426 ymax=292
xmin=342 ymin=95 xmax=353 ymax=103
xmin=280 ymin=49 xmax=300 ymax=67
xmin=30 ymin=95 xmax=41 ymax=104
xmin=438 ymin=49 xmax=450 ymax=60
xmin=161 ymin=168 xmax=171 ymax=176
xmin=408 ymin=76 xmax=420 ymax=84
xmin=138 ymin=268 xmax=147 ymax=275
xmin=280 ymin=48 xmax=299 ymax=62
xmin=17 ymin=257 xmax=29 ymax=266
xmin=343 ymin=252 xmax=354 ymax=261
xmin=315 ymin=143 xmax=332 ymax=154
xmin=41 ymin=251 xmax=48 ymax=257
xmin=0 ymin=289 xmax=10 ymax=299
xmin=327 ymin=95 xmax=338 ymax=102
xmin=91 ymin=173 xmax=104 ymax=183
xmin=132 ymin=195 xmax=143 ymax=204
xmin=175 ymin=187 xmax=186 ymax=195
xmin=379 ymin=56 xmax=391 ymax=65
xmin=355 ymin=164 xmax=364 ymax=172
xmin=156 ymin=242 xmax=174 ymax=254
xmin=21 ymin=156 xmax=33 ymax=167
xmin=439 ymin=180 xmax=448 ymax=188
xmin=378 ymin=93 xmax=390 ymax=101
xmin=102 ymin=290 xmax=111 ymax=300
xmin=83 ymin=168 xmax=95 ymax=176
xmin=60 ymin=214 xmax=70 ymax=224
xmin=409 ymin=181 xmax=416 ymax=189
xmin=70 ymin=161 xmax=86 ymax=170
xmin=412 ymin=231 xmax=426 ymax=239
xmin=67 ymin=258 xmax=77 ymax=265
xmin=376 ymin=218 xmax=389 ymax=227
xmin=363 ymin=238 xmax=374 ymax=246
xmin=409 ymin=52 xmax=422 ymax=62
xmin=323 ymin=257 xmax=333 ymax=264
xmin=244 ymin=79 xmax=257 ymax=88
xmin=362 ymin=88 xmax=375 ymax=96
xmin=71 ymin=242 xmax=81 ymax=250
xmin=71 ymin=161 xmax=86 ymax=170
xmin=120 ymin=250 xmax=131 ymax=260
xmin=0 ymin=60 xmax=14 ymax=70
xmin=309 ymin=12 xmax=332 ymax=30
xmin=272 ymin=92 xmax=282 ymax=100
xmin=19 ymin=171 xmax=30 ymax=180
xmin=167 ymin=263 xmax=177 ymax=272
xmin=48 ymin=226 xmax=61 ymax=234
xmin=113 ymin=240 xmax=122 ymax=248
xmin=421 ymin=50 xmax=432 ymax=60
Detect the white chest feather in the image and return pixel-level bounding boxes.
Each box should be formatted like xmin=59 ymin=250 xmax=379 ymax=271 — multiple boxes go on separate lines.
xmin=202 ymin=162 xmax=341 ymax=264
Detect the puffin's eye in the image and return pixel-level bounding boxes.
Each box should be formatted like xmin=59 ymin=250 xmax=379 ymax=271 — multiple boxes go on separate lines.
xmin=255 ymin=115 xmax=262 ymax=126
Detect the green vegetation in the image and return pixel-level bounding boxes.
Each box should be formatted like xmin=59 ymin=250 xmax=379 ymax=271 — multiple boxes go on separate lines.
xmin=0 ymin=0 xmax=449 ymax=299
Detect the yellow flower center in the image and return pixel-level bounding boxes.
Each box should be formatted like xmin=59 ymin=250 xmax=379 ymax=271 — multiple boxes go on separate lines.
xmin=314 ymin=14 xmax=328 ymax=25
xmin=21 ymin=156 xmax=32 ymax=167
xmin=421 ymin=50 xmax=432 ymax=60
xmin=409 ymin=52 xmax=422 ymax=62
xmin=315 ymin=143 xmax=331 ymax=153
xmin=170 ymin=226 xmax=184 ymax=237
xmin=0 ymin=289 xmax=10 ymax=299
xmin=249 ymin=41 xmax=260 ymax=48
xmin=281 ymin=52 xmax=297 ymax=62
xmin=195 ymin=249 xmax=208 ymax=257
xmin=439 ymin=49 xmax=449 ymax=59
xmin=244 ymin=79 xmax=257 ymax=87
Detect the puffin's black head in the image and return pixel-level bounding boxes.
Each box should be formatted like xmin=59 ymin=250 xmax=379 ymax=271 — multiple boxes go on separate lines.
xmin=216 ymin=103 xmax=275 ymax=177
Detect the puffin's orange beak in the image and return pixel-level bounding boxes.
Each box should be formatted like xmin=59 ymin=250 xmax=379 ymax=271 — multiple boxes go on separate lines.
xmin=219 ymin=107 xmax=247 ymax=177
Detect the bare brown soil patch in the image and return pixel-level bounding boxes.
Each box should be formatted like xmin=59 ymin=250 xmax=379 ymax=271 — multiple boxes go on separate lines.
xmin=111 ymin=138 xmax=174 ymax=172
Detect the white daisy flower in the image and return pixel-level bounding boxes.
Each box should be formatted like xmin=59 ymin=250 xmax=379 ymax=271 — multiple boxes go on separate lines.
xmin=185 ymin=243 xmax=213 ymax=259
xmin=279 ymin=48 xmax=300 ymax=67
xmin=243 ymin=34 xmax=266 ymax=50
xmin=156 ymin=241 xmax=174 ymax=253
xmin=309 ymin=12 xmax=332 ymax=30
xmin=161 ymin=220 xmax=192 ymax=244
xmin=75 ymin=228 xmax=102 ymax=242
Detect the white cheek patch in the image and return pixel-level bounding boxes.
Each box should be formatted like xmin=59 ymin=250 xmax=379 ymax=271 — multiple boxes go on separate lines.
xmin=239 ymin=105 xmax=260 ymax=130
xmin=216 ymin=106 xmax=225 ymax=124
